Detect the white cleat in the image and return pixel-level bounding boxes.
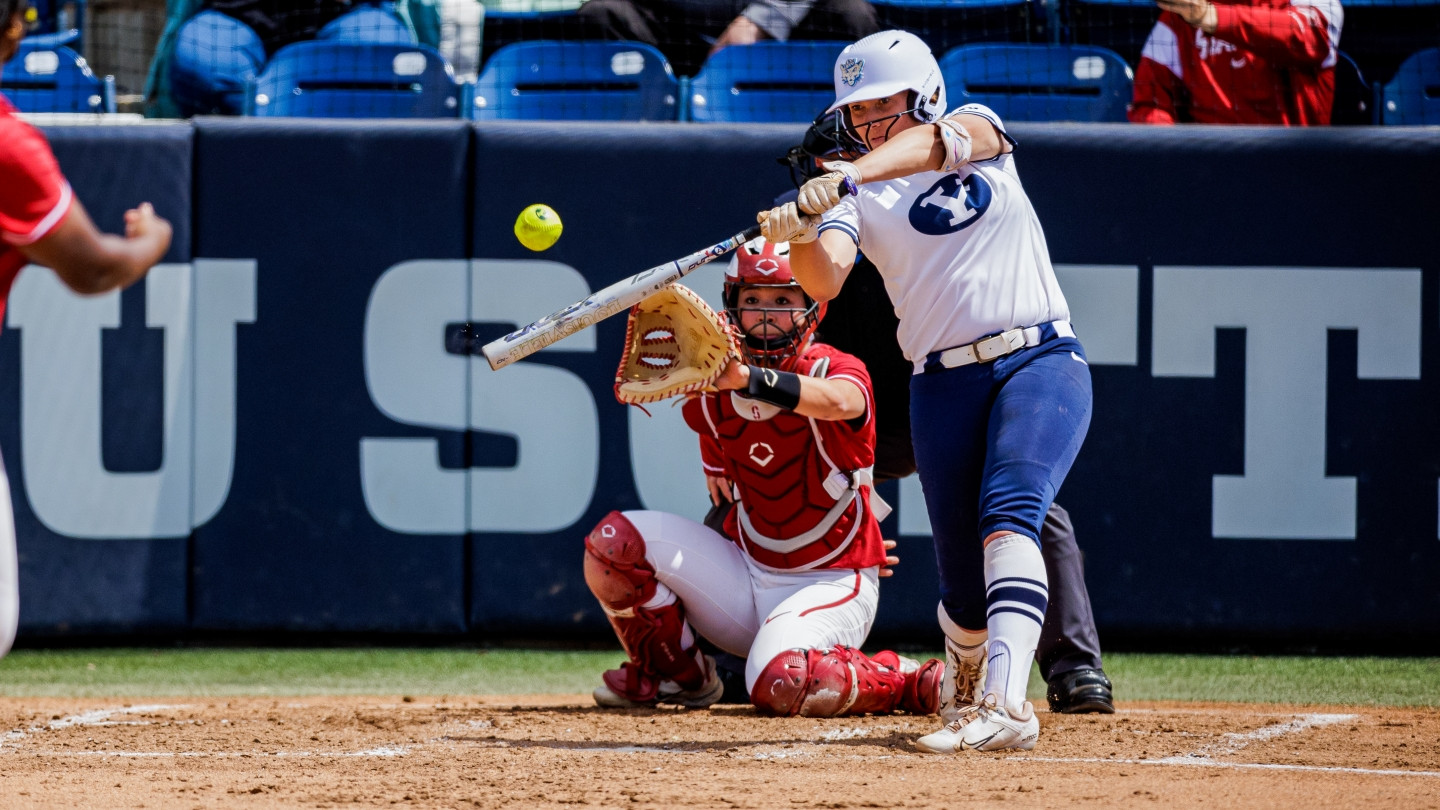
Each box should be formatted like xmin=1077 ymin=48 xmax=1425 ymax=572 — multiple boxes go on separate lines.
xmin=938 ymin=636 xmax=987 ymax=723
xmin=915 ymin=694 xmax=1040 ymax=753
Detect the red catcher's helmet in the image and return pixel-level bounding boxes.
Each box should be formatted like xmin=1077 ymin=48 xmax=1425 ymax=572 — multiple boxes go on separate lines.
xmin=723 ymin=238 xmax=825 ymax=368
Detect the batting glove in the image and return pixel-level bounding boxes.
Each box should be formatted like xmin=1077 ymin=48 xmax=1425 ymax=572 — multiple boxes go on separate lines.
xmin=796 ymin=160 xmax=861 ymax=216
xmin=757 ymin=202 xmax=820 ymax=244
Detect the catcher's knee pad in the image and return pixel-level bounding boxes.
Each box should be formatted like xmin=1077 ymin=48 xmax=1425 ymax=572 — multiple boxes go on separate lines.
xmin=583 ymin=511 xmax=657 ymax=611
xmin=750 ymin=646 xmax=907 ymax=718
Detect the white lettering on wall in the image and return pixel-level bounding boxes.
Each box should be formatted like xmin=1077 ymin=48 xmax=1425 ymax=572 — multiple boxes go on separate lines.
xmin=7 ymin=261 xmax=255 ymax=539
xmin=360 ymin=259 xmax=599 ymax=534
xmin=1153 ymin=267 xmax=1421 ymax=540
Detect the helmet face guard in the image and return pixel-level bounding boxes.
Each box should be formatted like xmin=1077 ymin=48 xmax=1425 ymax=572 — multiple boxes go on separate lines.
xmin=823 ymin=30 xmax=946 ymax=155
xmin=724 ymin=239 xmax=824 ymax=367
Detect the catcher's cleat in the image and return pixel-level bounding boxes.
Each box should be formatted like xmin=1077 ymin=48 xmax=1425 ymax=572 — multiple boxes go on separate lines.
xmin=938 ymin=635 xmax=986 ymax=722
xmin=914 ymin=694 xmax=1040 ymax=754
xmin=593 ymin=654 xmax=724 ymax=710
xmin=874 ymin=653 xmax=945 ymax=716
xmin=1046 ymin=668 xmax=1115 ymax=714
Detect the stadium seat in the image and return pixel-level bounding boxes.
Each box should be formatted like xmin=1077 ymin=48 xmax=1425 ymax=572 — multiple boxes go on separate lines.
xmin=470 ymin=40 xmax=679 ymax=120
xmin=1381 ymin=46 xmax=1440 ymax=124
xmin=0 ymin=33 xmax=116 ymax=113
xmin=478 ymin=8 xmax=591 ymax=73
xmin=1060 ymin=0 xmax=1158 ymax=69
xmin=1331 ymin=51 xmax=1377 ymax=126
xmin=939 ymin=43 xmax=1132 ymax=121
xmin=245 ymin=41 xmax=462 ymax=118
xmin=1333 ymin=0 xmax=1440 ymax=86
xmin=873 ymin=0 xmax=1046 ymax=58
xmin=686 ymin=41 xmax=846 ymax=123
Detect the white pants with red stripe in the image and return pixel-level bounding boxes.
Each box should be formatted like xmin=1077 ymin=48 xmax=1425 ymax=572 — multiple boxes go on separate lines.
xmin=620 ymin=510 xmax=880 ymax=695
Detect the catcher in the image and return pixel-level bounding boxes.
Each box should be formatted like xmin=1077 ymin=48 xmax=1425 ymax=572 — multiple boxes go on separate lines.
xmin=585 ymin=237 xmax=943 ymax=716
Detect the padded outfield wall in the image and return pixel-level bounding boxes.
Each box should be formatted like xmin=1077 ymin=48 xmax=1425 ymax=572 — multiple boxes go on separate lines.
xmin=3 ymin=120 xmax=1437 ymax=647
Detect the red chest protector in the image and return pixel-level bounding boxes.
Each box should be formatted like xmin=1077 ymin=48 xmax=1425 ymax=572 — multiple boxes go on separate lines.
xmin=684 ymin=345 xmax=888 ymax=571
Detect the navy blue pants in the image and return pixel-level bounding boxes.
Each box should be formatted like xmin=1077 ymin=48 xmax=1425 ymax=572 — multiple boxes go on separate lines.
xmin=911 ymin=334 xmax=1093 ymax=631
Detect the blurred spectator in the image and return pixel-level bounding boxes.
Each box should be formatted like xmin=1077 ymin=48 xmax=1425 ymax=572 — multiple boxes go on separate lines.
xmin=1129 ymin=0 xmax=1343 ymax=125
xmin=576 ymin=0 xmax=878 ymax=76
xmin=145 ymin=0 xmax=443 ymax=117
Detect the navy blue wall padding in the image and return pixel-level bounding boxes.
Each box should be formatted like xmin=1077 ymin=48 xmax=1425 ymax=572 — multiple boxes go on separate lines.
xmin=2 ymin=124 xmax=193 ymax=635
xmin=3 ymin=121 xmax=1437 ymax=648
xmin=190 ymin=119 xmax=471 ymax=632
xmin=1012 ymin=124 xmax=1440 ymax=640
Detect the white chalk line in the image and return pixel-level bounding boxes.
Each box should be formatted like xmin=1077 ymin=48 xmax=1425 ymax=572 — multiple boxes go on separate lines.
xmin=22 ymin=746 xmax=411 ymax=759
xmin=1025 ymin=756 xmax=1440 ymax=779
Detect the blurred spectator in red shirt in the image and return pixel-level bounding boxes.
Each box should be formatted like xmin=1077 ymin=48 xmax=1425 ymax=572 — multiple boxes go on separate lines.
xmin=1129 ymin=0 xmax=1343 ymax=125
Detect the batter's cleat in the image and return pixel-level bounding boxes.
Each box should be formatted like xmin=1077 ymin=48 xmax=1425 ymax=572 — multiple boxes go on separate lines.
xmin=593 ymin=654 xmax=725 ymax=709
xmin=938 ymin=636 xmax=986 ymax=722
xmin=1046 ymin=668 xmax=1115 ymax=714
xmin=914 ymin=694 xmax=1040 ymax=753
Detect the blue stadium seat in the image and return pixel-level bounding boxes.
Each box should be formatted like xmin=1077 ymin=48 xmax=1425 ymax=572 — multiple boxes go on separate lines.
xmin=686 ymin=41 xmax=846 ymax=123
xmin=470 ymin=40 xmax=679 ymax=120
xmin=939 ymin=43 xmax=1132 ymax=121
xmin=1382 ymin=47 xmax=1440 ymax=124
xmin=0 ymin=33 xmax=114 ymax=113
xmin=246 ymin=41 xmax=462 ymax=118
xmin=1333 ymin=0 xmax=1440 ymax=86
xmin=873 ymin=0 xmax=1045 ymax=58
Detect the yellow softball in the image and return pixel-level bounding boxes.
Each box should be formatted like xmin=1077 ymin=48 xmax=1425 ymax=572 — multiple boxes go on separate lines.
xmin=514 ymin=204 xmax=563 ymax=252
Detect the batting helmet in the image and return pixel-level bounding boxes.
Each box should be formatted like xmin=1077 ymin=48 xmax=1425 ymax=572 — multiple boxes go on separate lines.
xmin=827 ymin=30 xmax=946 ymax=156
xmin=724 ymin=238 xmax=825 ymax=367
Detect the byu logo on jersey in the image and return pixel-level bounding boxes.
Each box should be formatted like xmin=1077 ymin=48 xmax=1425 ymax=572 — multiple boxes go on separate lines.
xmin=909 ymin=173 xmax=992 ymax=235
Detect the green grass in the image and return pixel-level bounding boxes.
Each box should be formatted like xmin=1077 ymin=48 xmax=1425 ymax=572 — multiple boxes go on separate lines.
xmin=0 ymin=649 xmax=1435 ymax=707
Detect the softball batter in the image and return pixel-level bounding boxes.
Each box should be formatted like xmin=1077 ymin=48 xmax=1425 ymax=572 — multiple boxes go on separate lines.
xmin=760 ymin=30 xmax=1094 ymax=752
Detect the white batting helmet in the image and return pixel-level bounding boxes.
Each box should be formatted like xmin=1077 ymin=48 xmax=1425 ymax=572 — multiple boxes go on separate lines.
xmin=827 ymin=30 xmax=946 ymax=124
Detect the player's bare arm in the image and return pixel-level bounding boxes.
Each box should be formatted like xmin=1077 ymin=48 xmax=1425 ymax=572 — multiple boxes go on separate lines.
xmin=714 ymin=359 xmax=866 ymax=421
xmin=21 ymin=200 xmax=172 ymax=295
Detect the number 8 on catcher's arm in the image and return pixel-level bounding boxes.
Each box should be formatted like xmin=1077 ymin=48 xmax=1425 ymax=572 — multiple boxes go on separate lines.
xmin=614 ymin=284 xmax=741 ymax=405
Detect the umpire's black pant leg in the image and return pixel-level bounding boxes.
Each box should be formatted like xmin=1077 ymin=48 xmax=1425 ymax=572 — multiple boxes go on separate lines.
xmin=1035 ymin=502 xmax=1105 ymax=681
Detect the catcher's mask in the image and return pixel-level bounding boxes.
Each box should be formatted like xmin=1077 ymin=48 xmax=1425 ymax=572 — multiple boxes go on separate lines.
xmin=778 ymin=109 xmax=855 ymax=189
xmin=723 ymin=238 xmax=825 ymax=367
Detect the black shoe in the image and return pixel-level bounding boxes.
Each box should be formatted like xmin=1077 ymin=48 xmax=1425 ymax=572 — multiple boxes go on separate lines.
xmin=1046 ymin=668 xmax=1115 ymax=714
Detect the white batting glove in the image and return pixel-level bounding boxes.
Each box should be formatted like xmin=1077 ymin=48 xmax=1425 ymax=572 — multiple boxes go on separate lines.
xmin=796 ymin=160 xmax=861 ymax=216
xmin=757 ymin=202 xmax=820 ymax=244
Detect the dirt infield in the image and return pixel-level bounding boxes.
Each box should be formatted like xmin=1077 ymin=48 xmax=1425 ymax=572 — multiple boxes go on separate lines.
xmin=1 ymin=696 xmax=1436 ymax=809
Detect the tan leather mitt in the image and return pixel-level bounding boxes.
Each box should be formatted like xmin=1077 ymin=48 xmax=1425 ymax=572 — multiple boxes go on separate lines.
xmin=614 ymin=283 xmax=741 ymax=405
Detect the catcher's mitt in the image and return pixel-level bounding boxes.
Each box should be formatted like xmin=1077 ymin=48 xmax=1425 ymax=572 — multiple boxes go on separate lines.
xmin=614 ymin=283 xmax=741 ymax=405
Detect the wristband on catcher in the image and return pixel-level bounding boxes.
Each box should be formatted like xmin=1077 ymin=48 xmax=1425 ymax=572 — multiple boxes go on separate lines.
xmin=746 ymin=365 xmax=803 ymax=411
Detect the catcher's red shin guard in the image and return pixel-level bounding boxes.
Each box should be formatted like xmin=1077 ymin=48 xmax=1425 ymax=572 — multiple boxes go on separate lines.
xmin=750 ymin=646 xmax=909 ymax=717
xmin=584 ymin=511 xmax=658 ymax=610
xmin=584 ymin=511 xmax=707 ymax=696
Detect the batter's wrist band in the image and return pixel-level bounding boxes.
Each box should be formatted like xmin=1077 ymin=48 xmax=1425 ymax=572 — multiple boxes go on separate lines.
xmin=746 ymin=365 xmax=803 ymax=410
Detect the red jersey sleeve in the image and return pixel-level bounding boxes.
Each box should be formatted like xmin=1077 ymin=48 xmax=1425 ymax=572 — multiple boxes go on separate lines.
xmin=1130 ymin=19 xmax=1184 ymax=124
xmin=0 ymin=108 xmax=73 ymax=247
xmin=1210 ymin=0 xmax=1339 ymax=69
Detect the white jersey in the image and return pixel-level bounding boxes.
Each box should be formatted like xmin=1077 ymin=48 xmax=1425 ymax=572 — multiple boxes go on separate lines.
xmin=819 ymin=104 xmax=1070 ymax=363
